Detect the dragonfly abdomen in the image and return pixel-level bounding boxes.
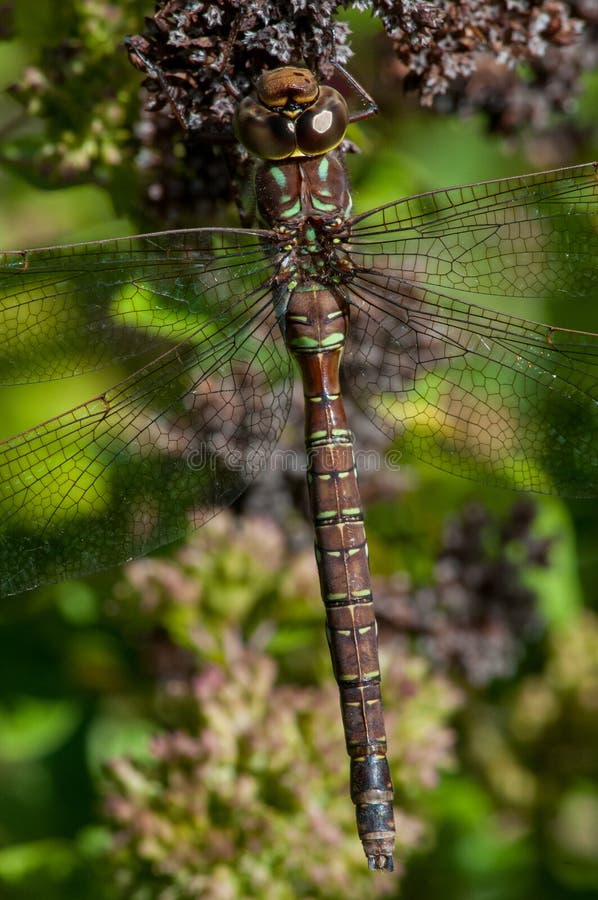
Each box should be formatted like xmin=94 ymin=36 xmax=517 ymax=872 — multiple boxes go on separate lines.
xmin=286 ymin=283 xmax=395 ymax=870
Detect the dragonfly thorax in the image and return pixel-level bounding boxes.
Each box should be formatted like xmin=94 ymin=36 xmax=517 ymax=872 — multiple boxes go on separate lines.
xmin=277 ymin=223 xmax=354 ymax=288
xmin=234 ymin=66 xmax=349 ymax=160
xmin=254 ymin=148 xmax=352 ymax=228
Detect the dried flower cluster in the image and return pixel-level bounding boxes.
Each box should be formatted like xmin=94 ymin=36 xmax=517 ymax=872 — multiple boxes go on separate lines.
xmin=375 ymin=0 xmax=593 ymax=118
xmin=124 ymin=0 xmax=355 ymax=226
xmin=376 ymin=499 xmax=549 ymax=685
xmin=129 ymin=0 xmax=596 ymax=123
xmin=104 ymin=645 xmax=373 ymax=898
xmin=104 ymin=511 xmax=463 ymax=896
xmin=103 ymin=646 xmax=458 ymax=896
xmin=121 ymin=0 xmax=596 ymax=219
xmin=127 ymin=0 xmax=353 ymax=132
xmin=4 ymin=0 xmax=597 ymax=225
xmin=102 ymin=532 xmax=598 ymax=895
xmin=100 ymin=492 xmax=550 ymax=893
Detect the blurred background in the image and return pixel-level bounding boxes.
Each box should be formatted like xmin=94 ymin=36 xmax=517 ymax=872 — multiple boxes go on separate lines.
xmin=0 ymin=2 xmax=597 ymax=898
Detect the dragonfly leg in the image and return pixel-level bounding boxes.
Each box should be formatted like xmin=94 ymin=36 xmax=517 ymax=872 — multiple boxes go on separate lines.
xmin=331 ymin=62 xmax=378 ymax=124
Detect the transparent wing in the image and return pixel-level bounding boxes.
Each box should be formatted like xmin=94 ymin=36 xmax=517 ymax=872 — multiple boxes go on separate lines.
xmin=0 ymin=227 xmax=272 ymax=382
xmin=0 ymin=232 xmax=293 ymax=596
xmin=343 ymin=163 xmax=598 ymax=495
xmin=348 ymin=162 xmax=598 ymax=313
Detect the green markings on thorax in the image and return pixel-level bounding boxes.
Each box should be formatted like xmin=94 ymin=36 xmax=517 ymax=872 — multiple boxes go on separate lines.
xmin=318 ymin=156 xmax=329 ymax=181
xmin=270 ymin=165 xmax=301 ymax=218
xmin=282 ymin=199 xmax=302 ymax=218
xmin=312 ymin=157 xmax=339 ymax=211
xmin=312 ymin=196 xmax=339 ymax=212
xmin=271 ymin=166 xmax=287 ymax=188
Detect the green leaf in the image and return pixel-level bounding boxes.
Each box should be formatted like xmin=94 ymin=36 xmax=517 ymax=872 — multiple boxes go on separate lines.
xmin=0 ymin=697 xmax=80 ymax=760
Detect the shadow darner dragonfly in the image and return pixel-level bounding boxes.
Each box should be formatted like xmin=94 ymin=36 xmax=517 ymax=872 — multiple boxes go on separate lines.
xmin=1 ymin=65 xmax=598 ymax=869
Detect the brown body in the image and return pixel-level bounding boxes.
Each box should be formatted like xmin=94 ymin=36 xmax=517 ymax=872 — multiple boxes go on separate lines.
xmin=285 ymin=283 xmax=395 ymax=865
xmin=241 ymin=102 xmax=395 ymax=864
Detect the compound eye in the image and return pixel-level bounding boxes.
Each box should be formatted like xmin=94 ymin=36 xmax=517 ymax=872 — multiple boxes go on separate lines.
xmin=233 ymin=96 xmax=296 ymax=159
xmin=294 ymin=86 xmax=349 ymax=156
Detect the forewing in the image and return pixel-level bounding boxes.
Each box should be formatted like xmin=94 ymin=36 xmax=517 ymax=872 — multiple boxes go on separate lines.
xmin=343 ymin=164 xmax=598 ymax=495
xmin=0 ymin=228 xmax=272 ymax=382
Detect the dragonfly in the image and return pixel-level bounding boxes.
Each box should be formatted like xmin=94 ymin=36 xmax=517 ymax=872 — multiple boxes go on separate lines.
xmin=1 ymin=64 xmax=598 ymax=870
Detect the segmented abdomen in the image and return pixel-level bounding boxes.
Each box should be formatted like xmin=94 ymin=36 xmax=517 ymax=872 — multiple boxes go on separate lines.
xmin=285 ymin=282 xmax=395 ymax=870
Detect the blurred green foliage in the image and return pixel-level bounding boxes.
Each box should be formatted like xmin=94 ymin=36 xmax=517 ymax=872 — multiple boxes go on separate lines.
xmin=0 ymin=3 xmax=597 ymax=899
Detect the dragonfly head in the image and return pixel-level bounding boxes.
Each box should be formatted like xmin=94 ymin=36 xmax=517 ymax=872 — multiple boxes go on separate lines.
xmin=233 ymin=66 xmax=348 ymax=161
